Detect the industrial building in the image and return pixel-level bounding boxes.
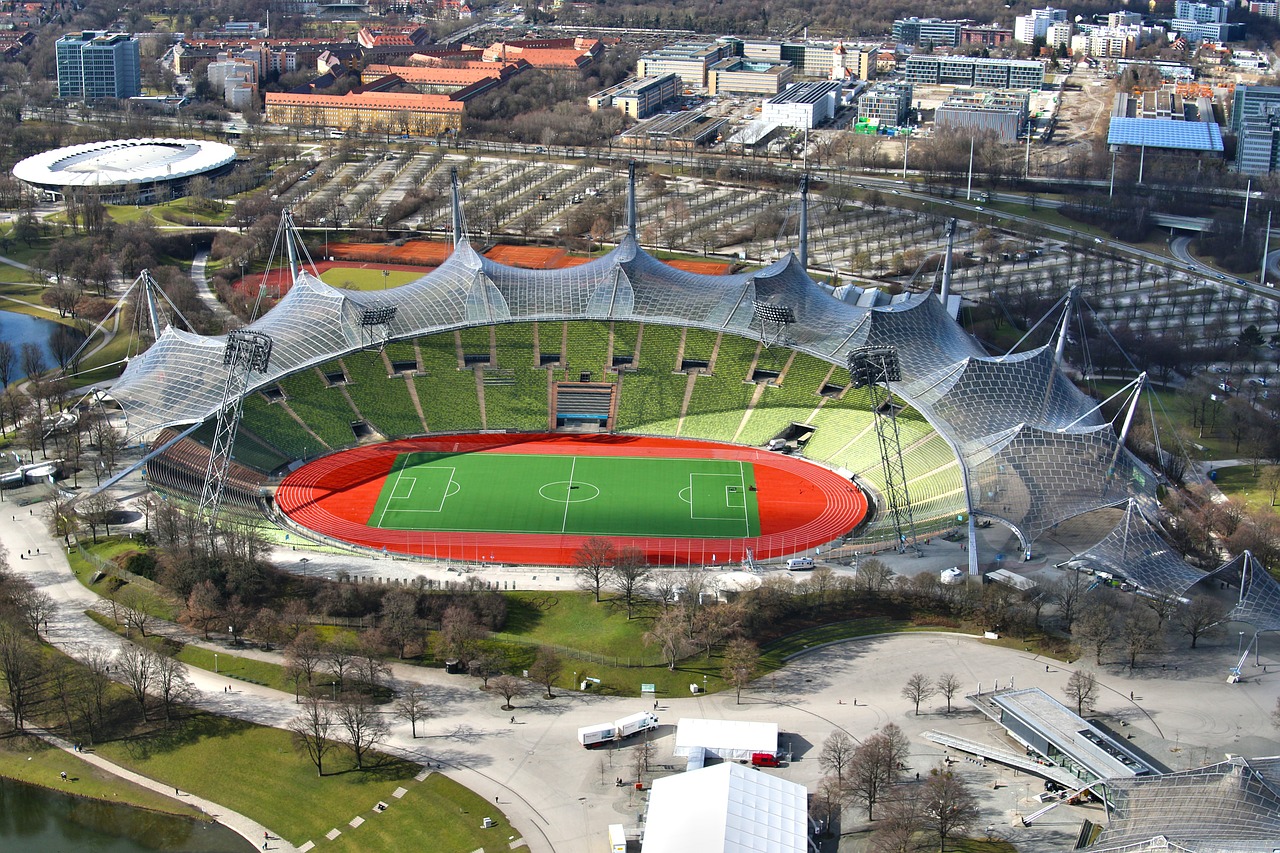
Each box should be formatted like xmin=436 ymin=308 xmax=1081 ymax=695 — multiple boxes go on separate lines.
xmin=904 ymin=55 xmax=1045 ymax=90
xmin=760 ymin=81 xmax=842 ymax=129
xmin=935 ymin=89 xmax=1030 ymax=141
xmin=858 ymin=82 xmax=913 ymax=126
xmin=636 ymin=42 xmax=729 ymax=89
xmin=588 ymin=74 xmax=680 ymax=119
xmin=56 ymin=31 xmax=141 ymax=100
xmin=707 ymin=58 xmax=793 ymax=96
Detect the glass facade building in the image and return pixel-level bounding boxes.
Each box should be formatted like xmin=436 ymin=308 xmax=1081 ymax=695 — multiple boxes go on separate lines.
xmin=56 ymin=31 xmax=140 ymax=100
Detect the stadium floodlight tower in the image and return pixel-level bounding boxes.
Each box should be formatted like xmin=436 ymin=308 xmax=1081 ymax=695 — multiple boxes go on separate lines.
xmin=753 ymin=300 xmax=795 ymax=349
xmin=198 ymin=329 xmax=274 ymax=526
xmin=848 ymin=345 xmax=921 ymax=555
xmin=360 ymin=303 xmax=398 ymax=351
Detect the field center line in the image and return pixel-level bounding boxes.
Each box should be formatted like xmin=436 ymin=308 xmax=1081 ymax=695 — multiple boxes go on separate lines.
xmin=438 ymin=466 xmax=457 ymax=513
xmin=378 ymin=454 xmax=410 ymax=528
xmin=561 ymin=456 xmax=577 ymax=534
xmin=739 ymin=461 xmax=749 ymax=536
xmin=687 ymin=472 xmax=696 ymax=521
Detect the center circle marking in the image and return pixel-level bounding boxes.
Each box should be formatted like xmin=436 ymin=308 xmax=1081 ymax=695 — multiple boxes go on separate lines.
xmin=538 ymin=481 xmax=601 ymax=503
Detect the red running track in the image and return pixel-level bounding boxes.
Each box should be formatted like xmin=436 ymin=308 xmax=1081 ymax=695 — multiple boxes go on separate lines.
xmin=275 ymin=434 xmax=868 ymax=566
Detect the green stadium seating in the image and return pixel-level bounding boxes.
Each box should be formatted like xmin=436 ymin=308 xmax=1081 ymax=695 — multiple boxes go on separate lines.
xmin=616 ymin=324 xmax=687 ymax=432
xmin=485 ymin=324 xmax=550 ymax=430
xmin=240 ymin=393 xmax=323 ymax=461
xmin=560 ymin=321 xmax=613 ymax=381
xmin=736 ymin=350 xmax=833 ymax=446
xmin=681 ymin=335 xmax=757 ymax=441
xmin=341 ymin=350 xmax=425 ymax=438
xmin=277 ymin=368 xmax=362 ymax=449
xmin=415 ymin=332 xmax=483 ymax=432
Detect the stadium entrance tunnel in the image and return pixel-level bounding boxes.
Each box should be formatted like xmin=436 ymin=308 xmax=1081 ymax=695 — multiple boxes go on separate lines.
xmin=274 ymin=433 xmax=869 ymax=567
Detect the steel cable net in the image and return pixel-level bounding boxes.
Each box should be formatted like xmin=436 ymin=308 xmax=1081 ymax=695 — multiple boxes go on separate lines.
xmin=1207 ymin=552 xmax=1280 ymax=633
xmin=108 ymin=236 xmax=1154 ymax=546
xmin=1087 ymin=756 xmax=1280 ymax=853
xmin=1071 ymin=500 xmax=1209 ymax=597
xmin=963 ymin=422 xmax=1155 ymax=543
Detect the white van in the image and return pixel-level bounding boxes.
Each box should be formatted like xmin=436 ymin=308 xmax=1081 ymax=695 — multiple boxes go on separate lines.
xmin=766 ymin=438 xmax=787 ymax=451
xmin=786 ymin=557 xmax=815 ymax=571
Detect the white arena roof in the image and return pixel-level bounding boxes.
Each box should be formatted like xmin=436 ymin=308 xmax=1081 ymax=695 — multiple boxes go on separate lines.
xmin=673 ymin=718 xmax=779 ymax=761
xmin=642 ymin=763 xmax=808 ymax=853
xmin=12 ymin=138 xmax=237 ymax=190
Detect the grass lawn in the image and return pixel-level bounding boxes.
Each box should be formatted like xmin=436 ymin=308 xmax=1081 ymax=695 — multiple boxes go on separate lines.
xmin=500 ymin=591 xmax=660 ymax=661
xmin=93 ymin=712 xmax=440 ymax=845
xmin=68 ymin=537 xmax=180 ymax=621
xmin=175 ymin=644 xmax=295 ymax=693
xmin=758 ymin=617 xmax=911 ymax=666
xmin=325 ymin=771 xmax=514 ymax=853
xmin=0 ymin=733 xmax=207 ymax=819
xmin=1211 ymin=464 xmax=1280 ymax=514
xmin=319 ymin=268 xmax=423 ymax=290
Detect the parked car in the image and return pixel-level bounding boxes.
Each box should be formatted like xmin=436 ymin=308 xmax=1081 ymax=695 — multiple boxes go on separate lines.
xmin=750 ymin=753 xmax=781 ymax=767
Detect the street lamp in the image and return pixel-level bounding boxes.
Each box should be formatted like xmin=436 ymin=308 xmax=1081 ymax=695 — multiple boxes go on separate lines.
xmin=382 ymin=269 xmax=389 ymax=290
xmin=214 ymin=653 xmax=219 ymax=673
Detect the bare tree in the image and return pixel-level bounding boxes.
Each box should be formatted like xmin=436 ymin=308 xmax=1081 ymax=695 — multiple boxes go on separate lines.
xmin=119 ymin=587 xmax=155 ymax=639
xmin=846 ymin=727 xmax=904 ymax=820
xmin=935 ymin=673 xmax=961 ymax=714
xmin=1075 ymin=601 xmax=1118 ymax=664
xmin=871 ymin=795 xmax=926 ymax=853
xmin=720 ymin=638 xmax=761 ymax=704
xmin=334 ymin=693 xmax=389 ymax=770
xmin=181 ymin=580 xmax=223 ymax=639
xmin=853 ymin=558 xmax=895 ymax=595
xmin=11 ymin=586 xmax=55 ymax=637
xmin=528 ymin=646 xmax=563 ymax=699
xmin=1063 ymin=669 xmax=1098 ymax=716
xmin=901 ymin=672 xmax=937 ymax=715
xmin=288 ymin=694 xmax=337 ymax=777
xmin=920 ymin=766 xmax=979 ymax=852
xmin=810 ymin=774 xmax=848 ymax=832
xmin=1118 ymin=606 xmax=1163 ymax=671
xmin=608 ymin=547 xmax=651 ymax=619
xmin=393 ymin=685 xmax=431 ymax=738
xmin=643 ymin=608 xmax=692 ymax=670
xmin=631 ymin=740 xmax=656 ymax=785
xmin=324 ymin=635 xmax=358 ymax=693
xmin=0 ymin=621 xmax=41 ymax=730
xmin=115 ymin=642 xmax=157 ymax=721
xmin=490 ymin=674 xmax=526 ymax=711
xmin=1175 ymin=596 xmax=1229 ymax=649
xmin=573 ymin=536 xmax=614 ymax=602
xmin=0 ymin=340 xmax=13 ymax=388
xmin=152 ymin=650 xmax=196 ymax=723
xmin=284 ymin=630 xmax=324 ymax=699
xmin=818 ymin=730 xmax=857 ymax=785
xmin=379 ymin=588 xmax=421 ymax=659
xmin=436 ymin=604 xmax=485 ymax=667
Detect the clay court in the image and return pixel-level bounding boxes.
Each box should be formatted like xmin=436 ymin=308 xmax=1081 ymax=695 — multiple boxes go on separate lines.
xmin=274 ymin=434 xmax=867 ymax=566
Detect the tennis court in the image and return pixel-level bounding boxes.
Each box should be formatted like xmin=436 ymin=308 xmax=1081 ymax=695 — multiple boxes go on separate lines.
xmin=368 ymin=451 xmax=760 ymax=538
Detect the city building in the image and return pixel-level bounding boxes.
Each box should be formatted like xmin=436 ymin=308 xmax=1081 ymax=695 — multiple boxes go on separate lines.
xmin=935 ymin=89 xmax=1030 ymax=141
xmin=56 ymin=31 xmax=141 ymax=100
xmin=858 ymin=82 xmax=913 ymax=126
xmin=1236 ymin=108 xmax=1280 ymax=174
xmin=207 ymin=54 xmax=258 ymax=109
xmin=707 ymin=58 xmax=792 ymax=96
xmin=636 ymin=42 xmax=728 ymax=88
xmin=1106 ymin=117 xmax=1224 ymax=163
xmin=1115 ymin=58 xmax=1196 ymax=81
xmin=1014 ymin=7 xmax=1068 ymax=44
xmin=1169 ymin=19 xmax=1246 ymax=43
xmin=1174 ymin=0 xmax=1229 ymax=23
xmin=1233 ymin=85 xmax=1280 ymax=136
xmin=891 ymin=17 xmax=971 ymax=47
xmin=479 ymin=36 xmax=601 ymax=70
xmin=760 ymin=80 xmax=841 ymax=129
xmin=739 ymin=39 xmax=874 ymax=81
xmin=1107 ymin=11 xmax=1144 ymax=27
xmin=360 ymin=60 xmax=528 ymax=94
xmin=587 ymin=74 xmax=680 ymax=119
xmin=264 ymin=88 xmax=465 ymax=136
xmin=960 ymin=24 xmax=1014 ymax=47
xmin=12 ymin=138 xmax=237 ymax=203
xmin=1071 ymin=27 xmax=1139 ymax=59
xmin=1046 ymin=21 xmax=1074 ymax=51
xmin=904 ymin=55 xmax=1045 ymax=90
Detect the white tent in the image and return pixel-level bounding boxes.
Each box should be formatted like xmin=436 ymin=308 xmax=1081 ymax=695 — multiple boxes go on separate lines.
xmin=673 ymin=718 xmax=779 ymax=761
xmin=641 ymin=762 xmax=808 ymax=853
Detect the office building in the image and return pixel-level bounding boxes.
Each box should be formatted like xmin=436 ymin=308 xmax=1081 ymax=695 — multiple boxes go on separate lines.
xmin=588 ymin=74 xmax=680 ymax=119
xmin=636 ymin=42 xmax=727 ymax=89
xmin=761 ymin=81 xmax=841 ymax=129
xmin=1236 ymin=108 xmax=1280 ymax=174
xmin=1169 ymin=19 xmax=1245 ymax=43
xmin=891 ymin=17 xmax=970 ymax=47
xmin=1232 ymin=85 xmax=1280 ymax=134
xmin=56 ymin=31 xmax=141 ymax=100
xmin=858 ymin=82 xmax=913 ymax=126
xmin=935 ymin=89 xmax=1030 ymax=141
xmin=961 ymin=24 xmax=1014 ymax=47
xmin=1174 ymin=0 xmax=1229 ymax=23
xmin=707 ymin=58 xmax=792 ymax=95
xmin=1014 ymin=7 xmax=1068 ymax=44
xmin=905 ymin=56 xmax=1045 ymax=90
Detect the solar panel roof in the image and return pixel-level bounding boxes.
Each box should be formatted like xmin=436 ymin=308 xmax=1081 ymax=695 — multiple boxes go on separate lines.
xmin=1106 ymin=117 xmax=1224 ymax=152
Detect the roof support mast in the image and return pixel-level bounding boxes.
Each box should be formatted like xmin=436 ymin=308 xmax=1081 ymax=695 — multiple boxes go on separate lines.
xmin=798 ymin=172 xmax=809 ymax=270
xmin=939 ymin=218 xmax=957 ymax=305
xmin=626 ymin=160 xmax=638 ymax=238
xmin=450 ymin=167 xmax=465 ymax=245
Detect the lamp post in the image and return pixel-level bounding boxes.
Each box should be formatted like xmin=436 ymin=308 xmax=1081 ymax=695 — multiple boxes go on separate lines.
xmin=1238 ymin=631 xmax=1245 ymax=661
xmin=214 ymin=653 xmax=219 ymax=673
xmin=382 ymin=269 xmax=389 ymax=290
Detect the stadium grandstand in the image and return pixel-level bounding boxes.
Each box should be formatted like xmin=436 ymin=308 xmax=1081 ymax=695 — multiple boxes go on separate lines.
xmin=107 ymin=169 xmax=1158 ymax=570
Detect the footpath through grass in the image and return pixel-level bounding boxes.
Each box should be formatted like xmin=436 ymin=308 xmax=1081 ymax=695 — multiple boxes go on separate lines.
xmin=1211 ymin=464 xmax=1280 ymax=515
xmin=0 ymin=733 xmax=207 ymax=820
xmin=95 ymin=713 xmax=510 ymax=848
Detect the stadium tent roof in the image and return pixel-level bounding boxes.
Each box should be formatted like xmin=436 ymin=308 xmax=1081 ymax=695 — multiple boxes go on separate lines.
xmin=641 ymin=762 xmax=808 ymax=853
xmin=1087 ymin=756 xmax=1280 ymax=853
xmin=106 ymin=233 xmax=1158 ymax=545
xmin=1071 ymin=500 xmax=1209 ymax=597
xmin=1106 ymin=118 xmax=1224 ymax=153
xmin=11 ymin=138 xmax=237 ymax=190
xmin=673 ymin=718 xmax=779 ymax=760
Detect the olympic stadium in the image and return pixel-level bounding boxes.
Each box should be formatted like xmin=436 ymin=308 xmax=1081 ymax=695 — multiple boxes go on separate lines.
xmin=11 ymin=137 xmax=237 ymax=203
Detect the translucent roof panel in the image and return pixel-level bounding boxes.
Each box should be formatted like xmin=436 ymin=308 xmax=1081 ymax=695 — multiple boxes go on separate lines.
xmin=1107 ymin=117 xmax=1224 ymax=152
xmin=1088 ymin=756 xmax=1280 ymax=853
xmin=1207 ymin=552 xmax=1280 ymax=633
xmin=1072 ymin=500 xmax=1209 ymax=597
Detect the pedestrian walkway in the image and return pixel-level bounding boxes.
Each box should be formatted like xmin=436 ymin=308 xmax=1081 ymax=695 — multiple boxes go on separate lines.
xmin=29 ymin=725 xmax=299 ymax=852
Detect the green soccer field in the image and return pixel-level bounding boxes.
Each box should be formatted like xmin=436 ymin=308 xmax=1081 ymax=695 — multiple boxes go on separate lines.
xmin=368 ymin=452 xmax=761 ymax=538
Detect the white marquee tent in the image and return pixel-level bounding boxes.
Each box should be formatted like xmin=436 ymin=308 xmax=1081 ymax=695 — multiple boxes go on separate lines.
xmin=673 ymin=718 xmax=779 ymax=761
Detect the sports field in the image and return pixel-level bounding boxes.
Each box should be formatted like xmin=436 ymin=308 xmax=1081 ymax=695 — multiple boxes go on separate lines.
xmin=275 ymin=434 xmax=868 ymax=566
xmin=369 ymin=451 xmax=760 ymax=538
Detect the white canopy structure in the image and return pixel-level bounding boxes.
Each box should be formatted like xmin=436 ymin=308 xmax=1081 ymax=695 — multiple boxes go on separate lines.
xmin=642 ymin=762 xmax=808 ymax=853
xmin=673 ymin=718 xmax=779 ymax=761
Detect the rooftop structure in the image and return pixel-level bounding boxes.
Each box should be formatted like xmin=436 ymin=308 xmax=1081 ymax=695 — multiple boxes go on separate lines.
xmin=1169 ymin=19 xmax=1245 ymax=43
xmin=637 ymin=41 xmax=728 ymax=88
xmin=1106 ymin=117 xmax=1224 ymax=152
xmin=11 ymin=138 xmax=236 ymax=203
xmin=1086 ymin=756 xmax=1280 ymax=853
xmin=641 ymin=763 xmax=809 ymax=853
xmin=673 ymin=718 xmax=779 ymax=761
xmin=984 ymin=688 xmax=1159 ymax=783
xmin=479 ymin=36 xmax=601 ymax=70
xmin=1115 ymin=58 xmax=1195 ymax=82
xmin=359 ymin=60 xmax=528 ymax=93
xmin=762 ymin=81 xmax=842 ymax=129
